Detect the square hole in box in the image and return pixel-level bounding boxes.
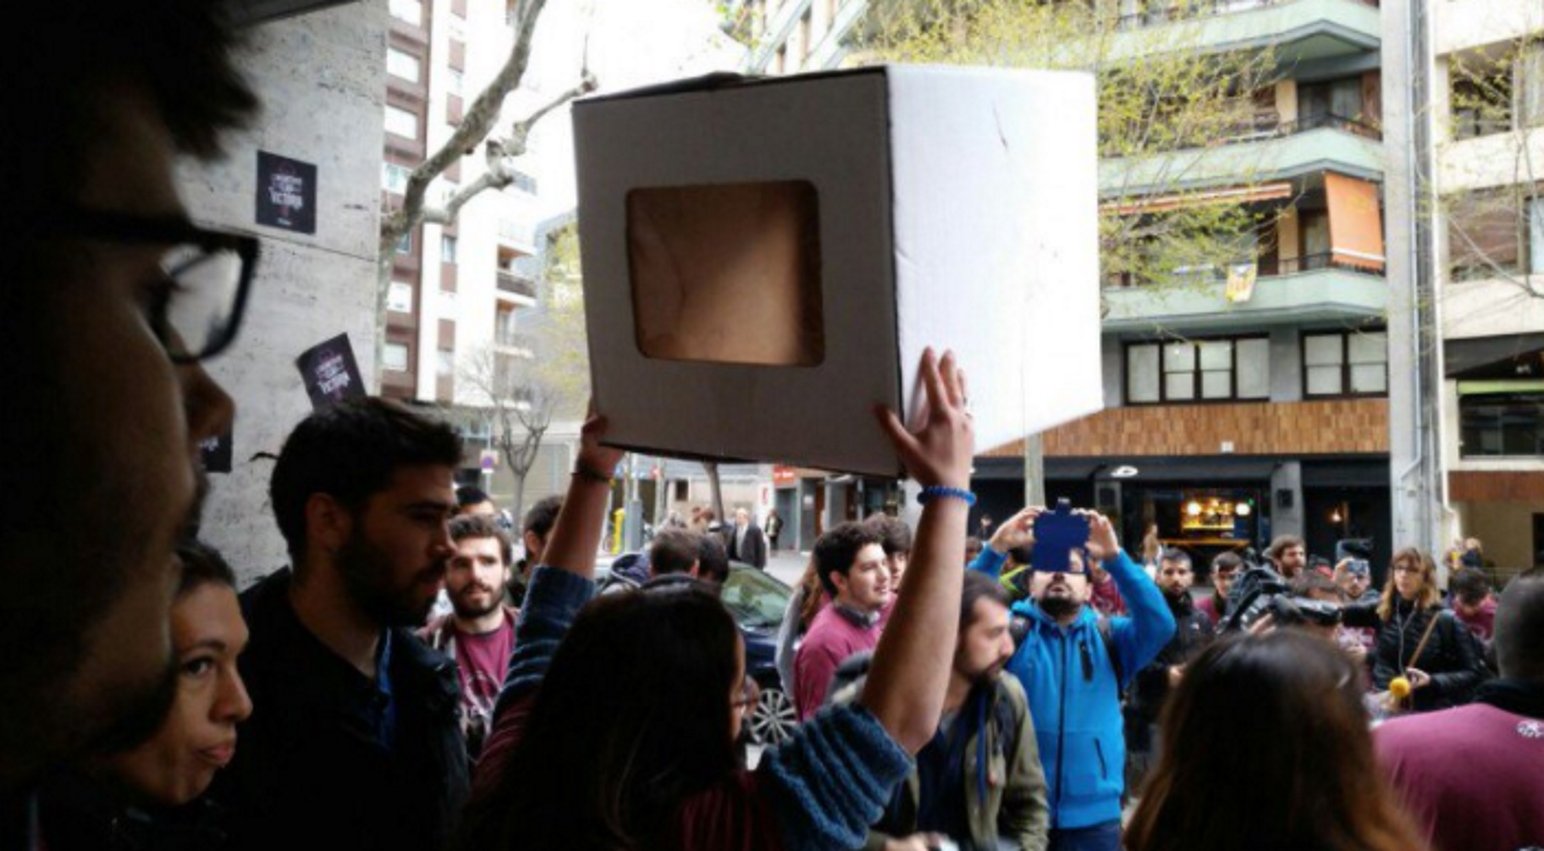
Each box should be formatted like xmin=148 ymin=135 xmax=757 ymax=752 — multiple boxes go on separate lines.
xmin=626 ymin=180 xmax=824 ymax=366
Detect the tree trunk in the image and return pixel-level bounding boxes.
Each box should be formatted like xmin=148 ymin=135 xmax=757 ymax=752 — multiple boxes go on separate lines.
xmin=704 ymin=461 xmax=726 ymax=523
xmin=510 ymin=469 xmax=528 ymax=534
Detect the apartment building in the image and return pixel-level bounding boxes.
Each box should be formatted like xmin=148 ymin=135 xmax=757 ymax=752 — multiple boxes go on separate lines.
xmin=381 ymin=0 xmax=544 ymax=410
xmin=1431 ymin=1 xmax=1544 ymax=571
xmin=748 ymin=0 xmax=1396 ymax=568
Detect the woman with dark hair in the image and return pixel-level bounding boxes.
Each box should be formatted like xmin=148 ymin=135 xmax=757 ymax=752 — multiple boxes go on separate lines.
xmin=1342 ymin=547 xmax=1487 ymax=713
xmin=40 ymin=540 xmax=252 ymax=849
xmin=774 ymin=555 xmax=829 ymax=694
xmin=460 ymin=349 xmax=975 ymax=851
xmin=1126 ymin=631 xmax=1428 ymax=851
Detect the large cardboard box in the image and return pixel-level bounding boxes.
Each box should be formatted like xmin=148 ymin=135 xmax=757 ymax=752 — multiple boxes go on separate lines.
xmin=573 ymin=65 xmax=1102 ymax=478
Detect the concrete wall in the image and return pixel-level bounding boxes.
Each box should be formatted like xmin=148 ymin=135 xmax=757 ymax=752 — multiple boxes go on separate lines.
xmin=180 ymin=2 xmax=387 ymax=584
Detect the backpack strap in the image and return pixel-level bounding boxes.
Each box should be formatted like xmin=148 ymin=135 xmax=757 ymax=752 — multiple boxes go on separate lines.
xmin=1096 ymin=615 xmax=1124 ymax=687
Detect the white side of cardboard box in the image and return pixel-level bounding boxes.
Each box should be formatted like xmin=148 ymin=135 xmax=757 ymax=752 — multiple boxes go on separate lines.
xmin=887 ymin=66 xmax=1104 ymax=462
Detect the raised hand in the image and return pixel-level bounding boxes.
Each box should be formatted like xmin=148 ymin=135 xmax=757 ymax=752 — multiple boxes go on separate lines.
xmin=989 ymin=506 xmax=1043 ymax=555
xmin=1085 ymin=511 xmax=1121 ymax=562
xmin=575 ymin=405 xmax=625 ymax=481
xmin=874 ymin=347 xmax=973 ymax=489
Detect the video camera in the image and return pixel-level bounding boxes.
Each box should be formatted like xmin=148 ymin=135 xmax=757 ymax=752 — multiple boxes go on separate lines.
xmin=1222 ymin=556 xmax=1342 ymax=632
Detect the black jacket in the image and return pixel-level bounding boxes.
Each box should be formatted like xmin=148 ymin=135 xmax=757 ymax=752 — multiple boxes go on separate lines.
xmin=39 ymin=770 xmax=228 ymax=851
xmin=1343 ymin=598 xmax=1488 ymax=712
xmin=1130 ymin=590 xmax=1213 ymax=722
xmin=212 ymin=569 xmax=469 ymax=851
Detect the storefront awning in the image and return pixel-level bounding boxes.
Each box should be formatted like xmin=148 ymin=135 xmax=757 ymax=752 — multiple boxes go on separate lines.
xmin=1326 ymin=172 xmax=1385 ymax=272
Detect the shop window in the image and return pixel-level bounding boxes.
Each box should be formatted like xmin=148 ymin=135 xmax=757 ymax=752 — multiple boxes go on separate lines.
xmin=1460 ymin=386 xmax=1544 ymax=457
xmin=1125 ymin=335 xmax=1270 ymax=405
xmin=1303 ymin=330 xmax=1387 ymax=397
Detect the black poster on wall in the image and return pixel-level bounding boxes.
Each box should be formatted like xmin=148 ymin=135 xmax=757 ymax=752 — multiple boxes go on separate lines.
xmin=256 ymin=151 xmax=317 ymax=234
xmin=199 ymin=426 xmax=234 ymax=474
xmin=296 ymin=333 xmax=366 ymax=411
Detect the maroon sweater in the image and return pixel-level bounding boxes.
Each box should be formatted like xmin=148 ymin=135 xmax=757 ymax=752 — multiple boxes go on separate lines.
xmin=1375 ymin=683 xmax=1544 ymax=851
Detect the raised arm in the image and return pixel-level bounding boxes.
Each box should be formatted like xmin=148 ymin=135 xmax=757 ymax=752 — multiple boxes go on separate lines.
xmin=1088 ymin=514 xmax=1175 ymax=678
xmin=859 ymin=348 xmax=974 ymax=753
xmin=540 ymin=413 xmax=626 ymax=579
xmin=968 ymin=506 xmax=1042 ymax=579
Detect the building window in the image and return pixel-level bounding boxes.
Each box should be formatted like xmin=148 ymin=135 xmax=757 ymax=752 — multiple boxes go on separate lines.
xmin=387 ymin=281 xmax=414 ymax=313
xmin=388 ymin=0 xmax=421 ymax=24
xmin=1530 ymin=195 xmax=1544 ymax=275
xmin=385 ymin=104 xmax=418 ymax=139
xmin=441 ymin=235 xmax=458 ymax=264
xmin=447 ymin=68 xmax=463 ymax=95
xmin=1460 ymin=389 xmax=1544 ymax=457
xmin=1448 ymin=191 xmax=1521 ymax=281
xmin=382 ymin=162 xmax=412 ymax=194
xmin=437 ymin=348 xmax=455 ymax=377
xmin=383 ymin=342 xmax=410 ymax=372
xmin=387 ymin=48 xmax=421 ymax=82
xmin=509 ymin=169 xmax=538 ymax=194
xmin=1125 ymin=336 xmax=1269 ymax=405
xmin=1303 ymin=330 xmax=1387 ymax=397
xmin=396 ymin=231 xmax=413 ymax=255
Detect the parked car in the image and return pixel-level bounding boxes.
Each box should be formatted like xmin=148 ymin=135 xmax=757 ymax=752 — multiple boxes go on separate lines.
xmin=594 ymin=557 xmax=798 ymax=745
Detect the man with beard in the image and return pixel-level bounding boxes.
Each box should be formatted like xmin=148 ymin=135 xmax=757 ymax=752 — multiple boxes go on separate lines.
xmin=420 ymin=514 xmax=519 ymax=757
xmin=213 ymin=398 xmax=469 ymax=851
xmin=844 ymin=572 xmax=1050 ymax=851
xmin=970 ymin=507 xmax=1173 ymax=851
xmin=1265 ymin=534 xmax=1307 ymax=580
xmin=1 ymin=1 xmax=253 ymax=840
xmin=1126 ymin=549 xmax=1213 ymax=792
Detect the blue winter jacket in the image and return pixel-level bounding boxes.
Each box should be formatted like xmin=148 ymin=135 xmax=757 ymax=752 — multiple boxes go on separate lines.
xmin=969 ymin=547 xmax=1174 ymax=830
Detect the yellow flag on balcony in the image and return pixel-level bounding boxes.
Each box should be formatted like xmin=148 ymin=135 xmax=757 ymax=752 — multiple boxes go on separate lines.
xmin=1225 ymin=263 xmax=1257 ymax=304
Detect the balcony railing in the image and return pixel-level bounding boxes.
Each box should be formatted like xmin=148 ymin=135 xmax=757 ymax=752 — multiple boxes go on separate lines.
xmin=496 ymin=271 xmax=537 ymax=299
xmin=1138 ymin=111 xmax=1382 ymax=156
xmin=1114 ymin=0 xmax=1378 ymax=31
xmin=1105 ymin=251 xmax=1384 ymax=287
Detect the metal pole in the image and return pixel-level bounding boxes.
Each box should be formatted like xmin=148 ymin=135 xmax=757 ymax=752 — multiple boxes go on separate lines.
xmin=1023 ymin=432 xmax=1046 ymax=507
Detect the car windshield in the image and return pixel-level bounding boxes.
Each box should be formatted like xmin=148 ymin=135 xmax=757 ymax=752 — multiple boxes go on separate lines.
xmin=720 ymin=565 xmax=790 ymax=630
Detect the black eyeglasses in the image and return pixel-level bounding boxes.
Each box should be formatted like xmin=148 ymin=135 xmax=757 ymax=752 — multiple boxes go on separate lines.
xmin=37 ymin=208 xmax=259 ymax=363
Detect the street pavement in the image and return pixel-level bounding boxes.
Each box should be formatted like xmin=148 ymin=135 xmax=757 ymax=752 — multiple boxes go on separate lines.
xmin=765 ymin=549 xmax=808 ymax=588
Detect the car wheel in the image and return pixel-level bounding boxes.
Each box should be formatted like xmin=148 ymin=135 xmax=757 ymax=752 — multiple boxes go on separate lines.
xmin=748 ymin=683 xmax=796 ymax=746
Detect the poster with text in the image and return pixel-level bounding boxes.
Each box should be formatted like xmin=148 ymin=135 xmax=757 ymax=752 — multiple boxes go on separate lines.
xmin=256 ymin=151 xmax=317 ymax=234
xmin=296 ymin=333 xmax=366 ymax=411
xmin=200 ymin=426 xmax=234 ymax=474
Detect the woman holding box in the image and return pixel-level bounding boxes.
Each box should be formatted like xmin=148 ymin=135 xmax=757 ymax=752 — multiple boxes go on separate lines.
xmin=457 ymin=348 xmax=975 ymax=851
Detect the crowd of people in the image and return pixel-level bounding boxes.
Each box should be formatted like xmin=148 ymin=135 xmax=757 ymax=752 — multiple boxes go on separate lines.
xmin=3 ymin=3 xmax=1543 ymax=851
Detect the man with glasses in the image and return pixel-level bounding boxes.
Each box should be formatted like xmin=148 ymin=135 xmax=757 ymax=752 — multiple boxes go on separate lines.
xmin=970 ymin=507 xmax=1173 ymax=851
xmin=1197 ymin=551 xmax=1244 ymax=628
xmin=0 ymin=0 xmax=260 ymax=835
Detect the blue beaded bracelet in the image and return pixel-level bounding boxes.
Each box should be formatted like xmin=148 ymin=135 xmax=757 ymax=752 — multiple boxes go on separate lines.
xmin=917 ymin=486 xmax=976 ymax=506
